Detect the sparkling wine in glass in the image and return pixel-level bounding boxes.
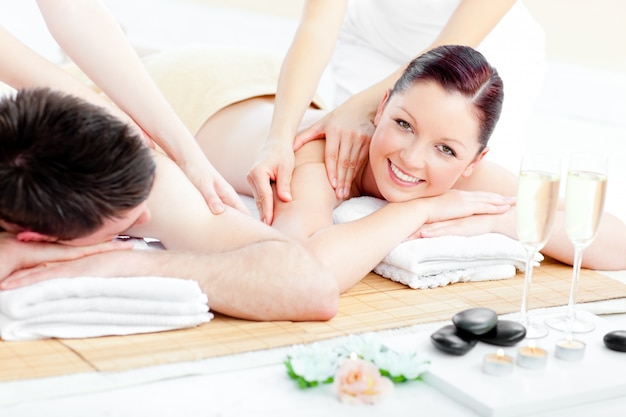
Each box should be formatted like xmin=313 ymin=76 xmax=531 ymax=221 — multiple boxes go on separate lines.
xmin=516 ymin=154 xmax=561 ymax=338
xmin=546 ymin=152 xmax=608 ymax=333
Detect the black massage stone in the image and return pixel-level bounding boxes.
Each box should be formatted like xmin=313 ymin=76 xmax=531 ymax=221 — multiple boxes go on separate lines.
xmin=477 ymin=320 xmax=527 ymax=347
xmin=603 ymin=330 xmax=626 ymax=352
xmin=431 ymin=324 xmax=478 ymax=356
xmin=452 ymin=307 xmax=498 ymax=336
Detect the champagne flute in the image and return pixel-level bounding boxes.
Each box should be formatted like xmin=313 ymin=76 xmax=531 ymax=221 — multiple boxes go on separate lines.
xmin=516 ymin=153 xmax=561 ymax=338
xmin=545 ymin=152 xmax=608 ymax=333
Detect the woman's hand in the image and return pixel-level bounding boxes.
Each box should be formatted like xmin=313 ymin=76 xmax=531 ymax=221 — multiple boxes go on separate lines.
xmin=247 ymin=139 xmax=296 ymax=224
xmin=0 ymin=233 xmax=133 ymax=286
xmin=293 ymin=95 xmax=374 ymax=200
xmin=400 ymin=191 xmax=514 ymax=240
xmin=410 ymin=211 xmax=512 ymax=239
xmin=420 ymin=190 xmax=515 ymax=231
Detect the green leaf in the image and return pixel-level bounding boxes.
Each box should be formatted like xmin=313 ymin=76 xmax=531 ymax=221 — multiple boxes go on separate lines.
xmin=284 ymin=359 xmax=333 ymax=389
xmin=379 ymin=369 xmax=424 ymax=384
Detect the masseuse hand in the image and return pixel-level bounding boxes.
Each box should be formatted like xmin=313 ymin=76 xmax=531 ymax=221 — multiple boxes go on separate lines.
xmin=179 ymin=147 xmax=250 ymax=216
xmin=135 ymin=128 xmax=247 ymax=216
xmin=0 ymin=233 xmax=133 ymax=285
xmin=293 ymin=95 xmax=373 ymax=200
xmin=247 ymin=138 xmax=295 ymax=224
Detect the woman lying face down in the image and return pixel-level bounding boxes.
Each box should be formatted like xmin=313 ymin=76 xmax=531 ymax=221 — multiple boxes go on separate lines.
xmin=190 ymin=45 xmax=519 ymax=292
xmin=191 ymin=43 xmax=626 ymax=291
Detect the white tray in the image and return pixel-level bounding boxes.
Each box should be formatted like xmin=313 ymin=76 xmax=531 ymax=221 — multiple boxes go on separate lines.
xmin=419 ymin=311 xmax=626 ymax=417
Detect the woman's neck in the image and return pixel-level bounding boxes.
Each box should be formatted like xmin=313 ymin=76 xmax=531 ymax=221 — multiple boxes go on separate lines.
xmin=352 ymin=160 xmax=384 ymax=200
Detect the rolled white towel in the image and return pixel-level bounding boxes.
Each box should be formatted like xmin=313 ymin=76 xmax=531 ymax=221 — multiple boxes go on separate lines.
xmin=0 ymin=277 xmax=213 ymax=341
xmin=334 ymin=197 xmax=542 ymax=289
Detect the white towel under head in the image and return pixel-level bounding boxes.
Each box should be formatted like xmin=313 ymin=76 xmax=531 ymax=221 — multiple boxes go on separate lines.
xmin=0 ymin=276 xmax=213 ymax=341
xmin=333 ymin=196 xmax=542 ymax=289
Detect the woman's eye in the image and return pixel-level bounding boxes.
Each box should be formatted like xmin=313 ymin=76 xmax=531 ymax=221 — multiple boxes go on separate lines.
xmin=437 ymin=144 xmax=456 ymax=157
xmin=395 ymin=119 xmax=412 ymax=131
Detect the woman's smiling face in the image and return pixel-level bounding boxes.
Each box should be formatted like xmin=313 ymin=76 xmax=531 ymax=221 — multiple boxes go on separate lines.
xmin=367 ymin=80 xmax=487 ymax=202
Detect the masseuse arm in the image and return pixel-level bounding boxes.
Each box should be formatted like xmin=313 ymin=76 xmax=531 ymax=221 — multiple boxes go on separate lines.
xmin=0 ymin=26 xmax=133 ymax=125
xmin=311 ymin=0 xmax=519 ymax=135
xmin=247 ymin=0 xmax=348 ymax=224
xmin=35 ymin=0 xmax=248 ymax=215
xmin=292 ymin=0 xmax=517 ymax=193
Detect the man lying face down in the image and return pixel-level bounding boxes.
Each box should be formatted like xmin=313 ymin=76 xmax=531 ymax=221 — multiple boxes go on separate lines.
xmin=0 ymin=88 xmax=338 ymax=321
xmin=0 ymin=88 xmax=155 ymax=245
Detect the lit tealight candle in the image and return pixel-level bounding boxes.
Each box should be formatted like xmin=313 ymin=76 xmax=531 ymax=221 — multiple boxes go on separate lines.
xmin=516 ymin=340 xmax=548 ymax=369
xmin=482 ymin=348 xmax=514 ymax=376
xmin=555 ymin=335 xmax=586 ymax=361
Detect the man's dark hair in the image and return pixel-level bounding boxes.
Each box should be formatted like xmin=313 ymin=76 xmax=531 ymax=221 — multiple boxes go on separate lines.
xmin=0 ymin=87 xmax=155 ymax=240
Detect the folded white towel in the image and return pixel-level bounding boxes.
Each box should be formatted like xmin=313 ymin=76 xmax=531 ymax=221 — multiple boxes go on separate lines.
xmin=0 ymin=277 xmax=213 ymax=341
xmin=333 ymin=196 xmax=542 ymax=289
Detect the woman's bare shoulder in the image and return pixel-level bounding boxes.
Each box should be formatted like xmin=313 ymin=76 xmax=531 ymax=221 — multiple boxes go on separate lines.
xmin=455 ymin=160 xmax=518 ymax=195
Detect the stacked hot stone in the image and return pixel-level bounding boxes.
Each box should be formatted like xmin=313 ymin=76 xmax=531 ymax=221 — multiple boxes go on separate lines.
xmin=431 ymin=307 xmax=526 ymax=355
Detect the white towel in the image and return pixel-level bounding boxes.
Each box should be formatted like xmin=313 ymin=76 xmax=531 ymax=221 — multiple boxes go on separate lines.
xmin=0 ymin=277 xmax=213 ymax=341
xmin=333 ymin=197 xmax=542 ymax=289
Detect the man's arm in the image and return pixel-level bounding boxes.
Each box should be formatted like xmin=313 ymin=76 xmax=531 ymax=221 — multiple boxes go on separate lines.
xmin=0 ymin=232 xmax=133 ymax=281
xmin=1 ymin=239 xmax=338 ymax=322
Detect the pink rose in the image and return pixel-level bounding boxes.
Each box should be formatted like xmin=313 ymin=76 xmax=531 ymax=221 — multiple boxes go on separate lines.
xmin=333 ymin=357 xmax=393 ymax=404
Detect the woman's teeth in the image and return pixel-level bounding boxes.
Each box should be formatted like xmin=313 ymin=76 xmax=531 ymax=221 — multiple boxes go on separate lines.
xmin=390 ymin=162 xmax=420 ymax=183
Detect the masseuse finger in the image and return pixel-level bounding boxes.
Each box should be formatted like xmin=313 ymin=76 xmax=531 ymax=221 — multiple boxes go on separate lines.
xmin=247 ymin=172 xmax=274 ymax=224
xmin=218 ymin=185 xmax=250 ymax=216
xmin=275 ymin=163 xmax=293 ymax=204
xmin=336 ymin=139 xmax=368 ymax=200
xmin=334 ymin=146 xmax=356 ymax=200
xmin=323 ymin=130 xmax=340 ymax=191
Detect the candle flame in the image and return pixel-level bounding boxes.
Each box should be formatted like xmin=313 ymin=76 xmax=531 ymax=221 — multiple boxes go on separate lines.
xmin=566 ymin=334 xmax=573 ymax=343
xmin=528 ymin=340 xmax=536 ymax=349
xmin=496 ymin=348 xmax=505 ymax=358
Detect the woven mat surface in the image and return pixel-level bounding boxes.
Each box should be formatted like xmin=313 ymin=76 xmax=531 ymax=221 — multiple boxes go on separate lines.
xmin=1 ymin=258 xmax=625 ymax=382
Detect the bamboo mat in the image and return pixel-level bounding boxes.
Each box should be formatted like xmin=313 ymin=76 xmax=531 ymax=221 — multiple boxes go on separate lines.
xmin=1 ymin=258 xmax=625 ymax=383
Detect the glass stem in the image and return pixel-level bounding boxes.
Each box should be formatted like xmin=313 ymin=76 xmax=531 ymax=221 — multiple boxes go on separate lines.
xmin=519 ymin=249 xmax=536 ymax=327
xmin=565 ymin=245 xmax=585 ymax=332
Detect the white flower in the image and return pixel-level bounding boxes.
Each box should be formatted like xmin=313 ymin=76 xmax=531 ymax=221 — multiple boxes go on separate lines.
xmin=288 ymin=344 xmax=341 ymax=384
xmin=338 ymin=333 xmax=385 ymax=362
xmin=285 ymin=334 xmax=430 ymax=389
xmin=372 ymin=349 xmax=430 ymax=381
